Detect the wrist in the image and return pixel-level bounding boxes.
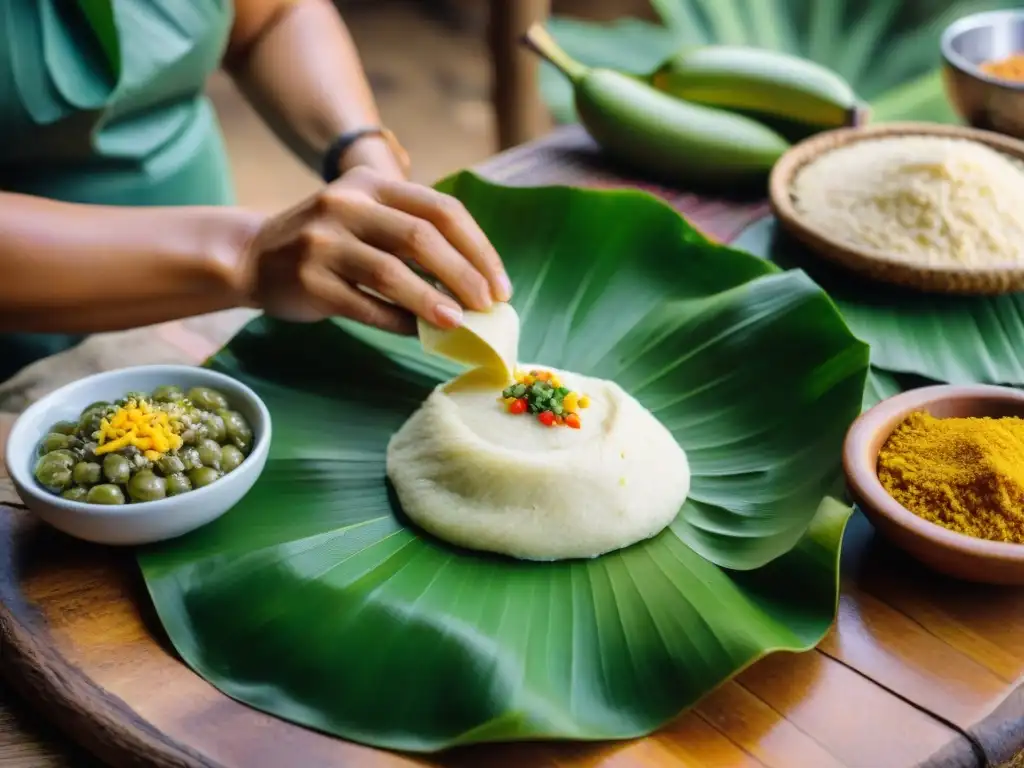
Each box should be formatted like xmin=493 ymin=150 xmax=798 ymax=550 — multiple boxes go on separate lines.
xmin=324 ymin=127 xmax=410 ymax=182
xmin=342 ymin=137 xmax=407 ymax=180
xmin=198 ymin=207 xmax=267 ymax=309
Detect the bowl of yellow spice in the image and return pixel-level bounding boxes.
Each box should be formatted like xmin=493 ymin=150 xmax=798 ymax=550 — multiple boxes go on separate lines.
xmin=942 ymin=9 xmax=1024 ymax=140
xmin=845 ymin=384 xmax=1024 ymax=585
xmin=5 ymin=365 xmax=271 ymax=546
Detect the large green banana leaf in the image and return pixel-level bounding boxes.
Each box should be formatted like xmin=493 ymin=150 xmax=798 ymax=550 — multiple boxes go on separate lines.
xmin=139 ymin=173 xmax=868 ymax=752
xmin=541 ymin=0 xmax=1016 ymax=125
xmin=732 ymin=217 xmax=1024 ymax=389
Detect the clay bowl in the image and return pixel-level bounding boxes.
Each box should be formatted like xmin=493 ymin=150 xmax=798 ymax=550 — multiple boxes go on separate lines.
xmin=844 ymin=384 xmax=1024 ymax=585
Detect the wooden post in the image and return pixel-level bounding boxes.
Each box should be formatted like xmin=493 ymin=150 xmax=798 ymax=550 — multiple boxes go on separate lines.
xmin=488 ymin=0 xmax=552 ymax=150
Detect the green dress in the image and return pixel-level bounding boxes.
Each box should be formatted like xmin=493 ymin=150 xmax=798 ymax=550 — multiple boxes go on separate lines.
xmin=0 ymin=0 xmax=236 ymax=382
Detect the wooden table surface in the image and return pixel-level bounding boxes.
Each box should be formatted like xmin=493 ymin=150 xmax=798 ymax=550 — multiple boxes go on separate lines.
xmin=1 ymin=126 xmax=1023 ymax=768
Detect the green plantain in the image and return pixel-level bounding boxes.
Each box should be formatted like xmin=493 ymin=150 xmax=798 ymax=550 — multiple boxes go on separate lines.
xmin=522 ymin=25 xmax=790 ymax=187
xmin=650 ymin=46 xmax=863 ymax=131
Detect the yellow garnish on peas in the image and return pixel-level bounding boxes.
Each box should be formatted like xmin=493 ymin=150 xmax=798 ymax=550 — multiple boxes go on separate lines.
xmin=94 ymin=398 xmax=184 ymax=458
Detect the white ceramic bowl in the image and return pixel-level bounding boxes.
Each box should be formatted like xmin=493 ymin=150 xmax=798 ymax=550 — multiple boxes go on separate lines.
xmin=4 ymin=365 xmax=271 ymax=545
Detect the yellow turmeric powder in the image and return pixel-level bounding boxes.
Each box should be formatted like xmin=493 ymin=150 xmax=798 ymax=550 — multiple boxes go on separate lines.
xmin=980 ymin=53 xmax=1024 ymax=83
xmin=877 ymin=411 xmax=1024 ymax=543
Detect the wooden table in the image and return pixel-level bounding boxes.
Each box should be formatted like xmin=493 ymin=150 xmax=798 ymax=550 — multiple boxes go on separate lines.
xmin=1 ymin=127 xmax=1023 ymax=768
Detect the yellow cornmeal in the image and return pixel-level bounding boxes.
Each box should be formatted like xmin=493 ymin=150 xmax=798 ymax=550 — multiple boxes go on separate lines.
xmin=793 ymin=135 xmax=1024 ymax=268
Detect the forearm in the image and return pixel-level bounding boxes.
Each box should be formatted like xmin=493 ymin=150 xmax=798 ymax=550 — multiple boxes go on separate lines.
xmin=0 ymin=193 xmax=260 ymax=333
xmin=226 ymin=0 xmax=404 ymax=179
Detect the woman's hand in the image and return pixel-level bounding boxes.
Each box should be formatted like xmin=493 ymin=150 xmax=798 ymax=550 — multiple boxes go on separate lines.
xmin=241 ymin=166 xmax=511 ymax=334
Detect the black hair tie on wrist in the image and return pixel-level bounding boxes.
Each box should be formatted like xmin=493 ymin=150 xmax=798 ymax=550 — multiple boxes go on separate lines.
xmin=320 ymin=127 xmax=387 ymax=183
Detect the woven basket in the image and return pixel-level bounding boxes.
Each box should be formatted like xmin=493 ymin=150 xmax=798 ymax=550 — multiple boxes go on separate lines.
xmin=768 ymin=122 xmax=1024 ymax=295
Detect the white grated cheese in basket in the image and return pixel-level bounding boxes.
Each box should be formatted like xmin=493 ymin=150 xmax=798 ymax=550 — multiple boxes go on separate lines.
xmin=792 ymin=136 xmax=1024 ymax=268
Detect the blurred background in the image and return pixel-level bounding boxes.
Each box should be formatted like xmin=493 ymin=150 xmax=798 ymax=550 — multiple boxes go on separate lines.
xmin=218 ymin=0 xmax=638 ymax=211
xmin=217 ymin=0 xmax=994 ymax=210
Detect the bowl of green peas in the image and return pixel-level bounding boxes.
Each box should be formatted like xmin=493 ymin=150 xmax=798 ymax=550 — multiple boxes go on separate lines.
xmin=4 ymin=365 xmax=271 ymax=545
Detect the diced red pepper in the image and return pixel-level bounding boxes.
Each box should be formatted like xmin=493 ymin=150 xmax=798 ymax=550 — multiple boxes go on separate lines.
xmin=538 ymin=411 xmax=556 ymax=427
xmin=508 ymin=398 xmax=528 ymax=415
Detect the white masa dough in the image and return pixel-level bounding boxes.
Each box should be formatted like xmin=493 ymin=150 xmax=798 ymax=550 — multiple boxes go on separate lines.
xmin=386 ymin=305 xmax=691 ymax=560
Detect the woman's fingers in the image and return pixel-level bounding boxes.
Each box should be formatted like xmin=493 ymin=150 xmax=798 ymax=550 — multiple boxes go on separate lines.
xmin=338 ymin=169 xmax=510 ymax=303
xmin=374 ymin=180 xmax=512 ymax=303
xmin=369 ymin=208 xmax=491 ymax=310
xmin=338 ymin=194 xmax=495 ymax=312
xmin=299 ymin=262 xmax=418 ymax=335
xmin=327 ymin=241 xmax=465 ymax=329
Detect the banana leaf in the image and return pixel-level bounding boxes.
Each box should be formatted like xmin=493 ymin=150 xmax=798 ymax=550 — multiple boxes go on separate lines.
xmin=541 ymin=0 xmax=1015 ymax=124
xmin=139 ymin=173 xmax=868 ymax=752
xmin=732 ymin=216 xmax=1024 ymax=390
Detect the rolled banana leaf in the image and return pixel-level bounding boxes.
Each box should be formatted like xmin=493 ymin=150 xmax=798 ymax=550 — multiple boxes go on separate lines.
xmin=139 ymin=173 xmax=869 ymax=752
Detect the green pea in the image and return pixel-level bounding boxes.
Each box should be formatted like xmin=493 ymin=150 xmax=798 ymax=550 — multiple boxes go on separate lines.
xmin=79 ymin=409 xmax=108 ymax=436
xmin=152 ymin=384 xmax=185 ymax=403
xmin=43 ymin=449 xmax=76 ymax=468
xmin=128 ymin=470 xmax=167 ymax=502
xmin=178 ymin=446 xmax=202 ymax=471
xmin=86 ymin=484 xmax=126 ymax=505
xmin=38 ymin=432 xmax=75 ymax=455
xmin=188 ymin=386 xmax=229 ymax=412
xmin=220 ymin=444 xmax=245 ymax=473
xmin=217 ymin=410 xmax=253 ymax=454
xmin=202 ymin=413 xmax=226 ymax=442
xmin=61 ymin=487 xmax=89 ymax=502
xmin=102 ymin=453 xmax=132 ymax=484
xmin=156 ymin=454 xmax=186 ymax=476
xmin=166 ymin=473 xmax=192 ymax=496
xmin=132 ymin=456 xmax=153 ymax=473
xmin=81 ymin=442 xmax=99 ymax=462
xmin=82 ymin=400 xmax=110 ymax=414
xmin=72 ymin=461 xmax=102 ymax=486
xmin=197 ymin=438 xmax=222 ymax=471
xmin=188 ymin=466 xmax=220 ymax=489
xmin=34 ymin=456 xmax=72 ymax=493
xmin=49 ymin=420 xmax=79 ymax=436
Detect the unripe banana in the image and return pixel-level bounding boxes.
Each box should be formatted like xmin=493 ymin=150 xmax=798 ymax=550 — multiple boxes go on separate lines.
xmin=650 ymin=46 xmax=862 ymax=130
xmin=523 ymin=26 xmax=790 ymax=187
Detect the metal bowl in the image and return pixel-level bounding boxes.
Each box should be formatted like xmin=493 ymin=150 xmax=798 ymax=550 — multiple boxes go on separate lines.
xmin=941 ymin=10 xmax=1024 ymax=138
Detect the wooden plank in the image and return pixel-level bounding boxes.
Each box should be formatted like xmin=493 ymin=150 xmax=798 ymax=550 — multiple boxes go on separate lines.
xmin=812 ymin=506 xmax=1024 ymax=766
xmin=0 ymin=510 xmax=974 ymax=768
xmin=0 ymin=688 xmax=99 ymax=767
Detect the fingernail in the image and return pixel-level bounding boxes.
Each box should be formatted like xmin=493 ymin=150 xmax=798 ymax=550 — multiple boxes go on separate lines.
xmin=496 ymin=273 xmax=513 ymax=302
xmin=435 ymin=303 xmax=464 ymax=328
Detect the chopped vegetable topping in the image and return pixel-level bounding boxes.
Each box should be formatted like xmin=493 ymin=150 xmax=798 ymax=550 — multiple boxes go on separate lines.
xmin=94 ymin=398 xmax=184 ymax=458
xmin=501 ymin=368 xmax=589 ymax=428
xmin=507 ymin=397 xmax=528 ymax=415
